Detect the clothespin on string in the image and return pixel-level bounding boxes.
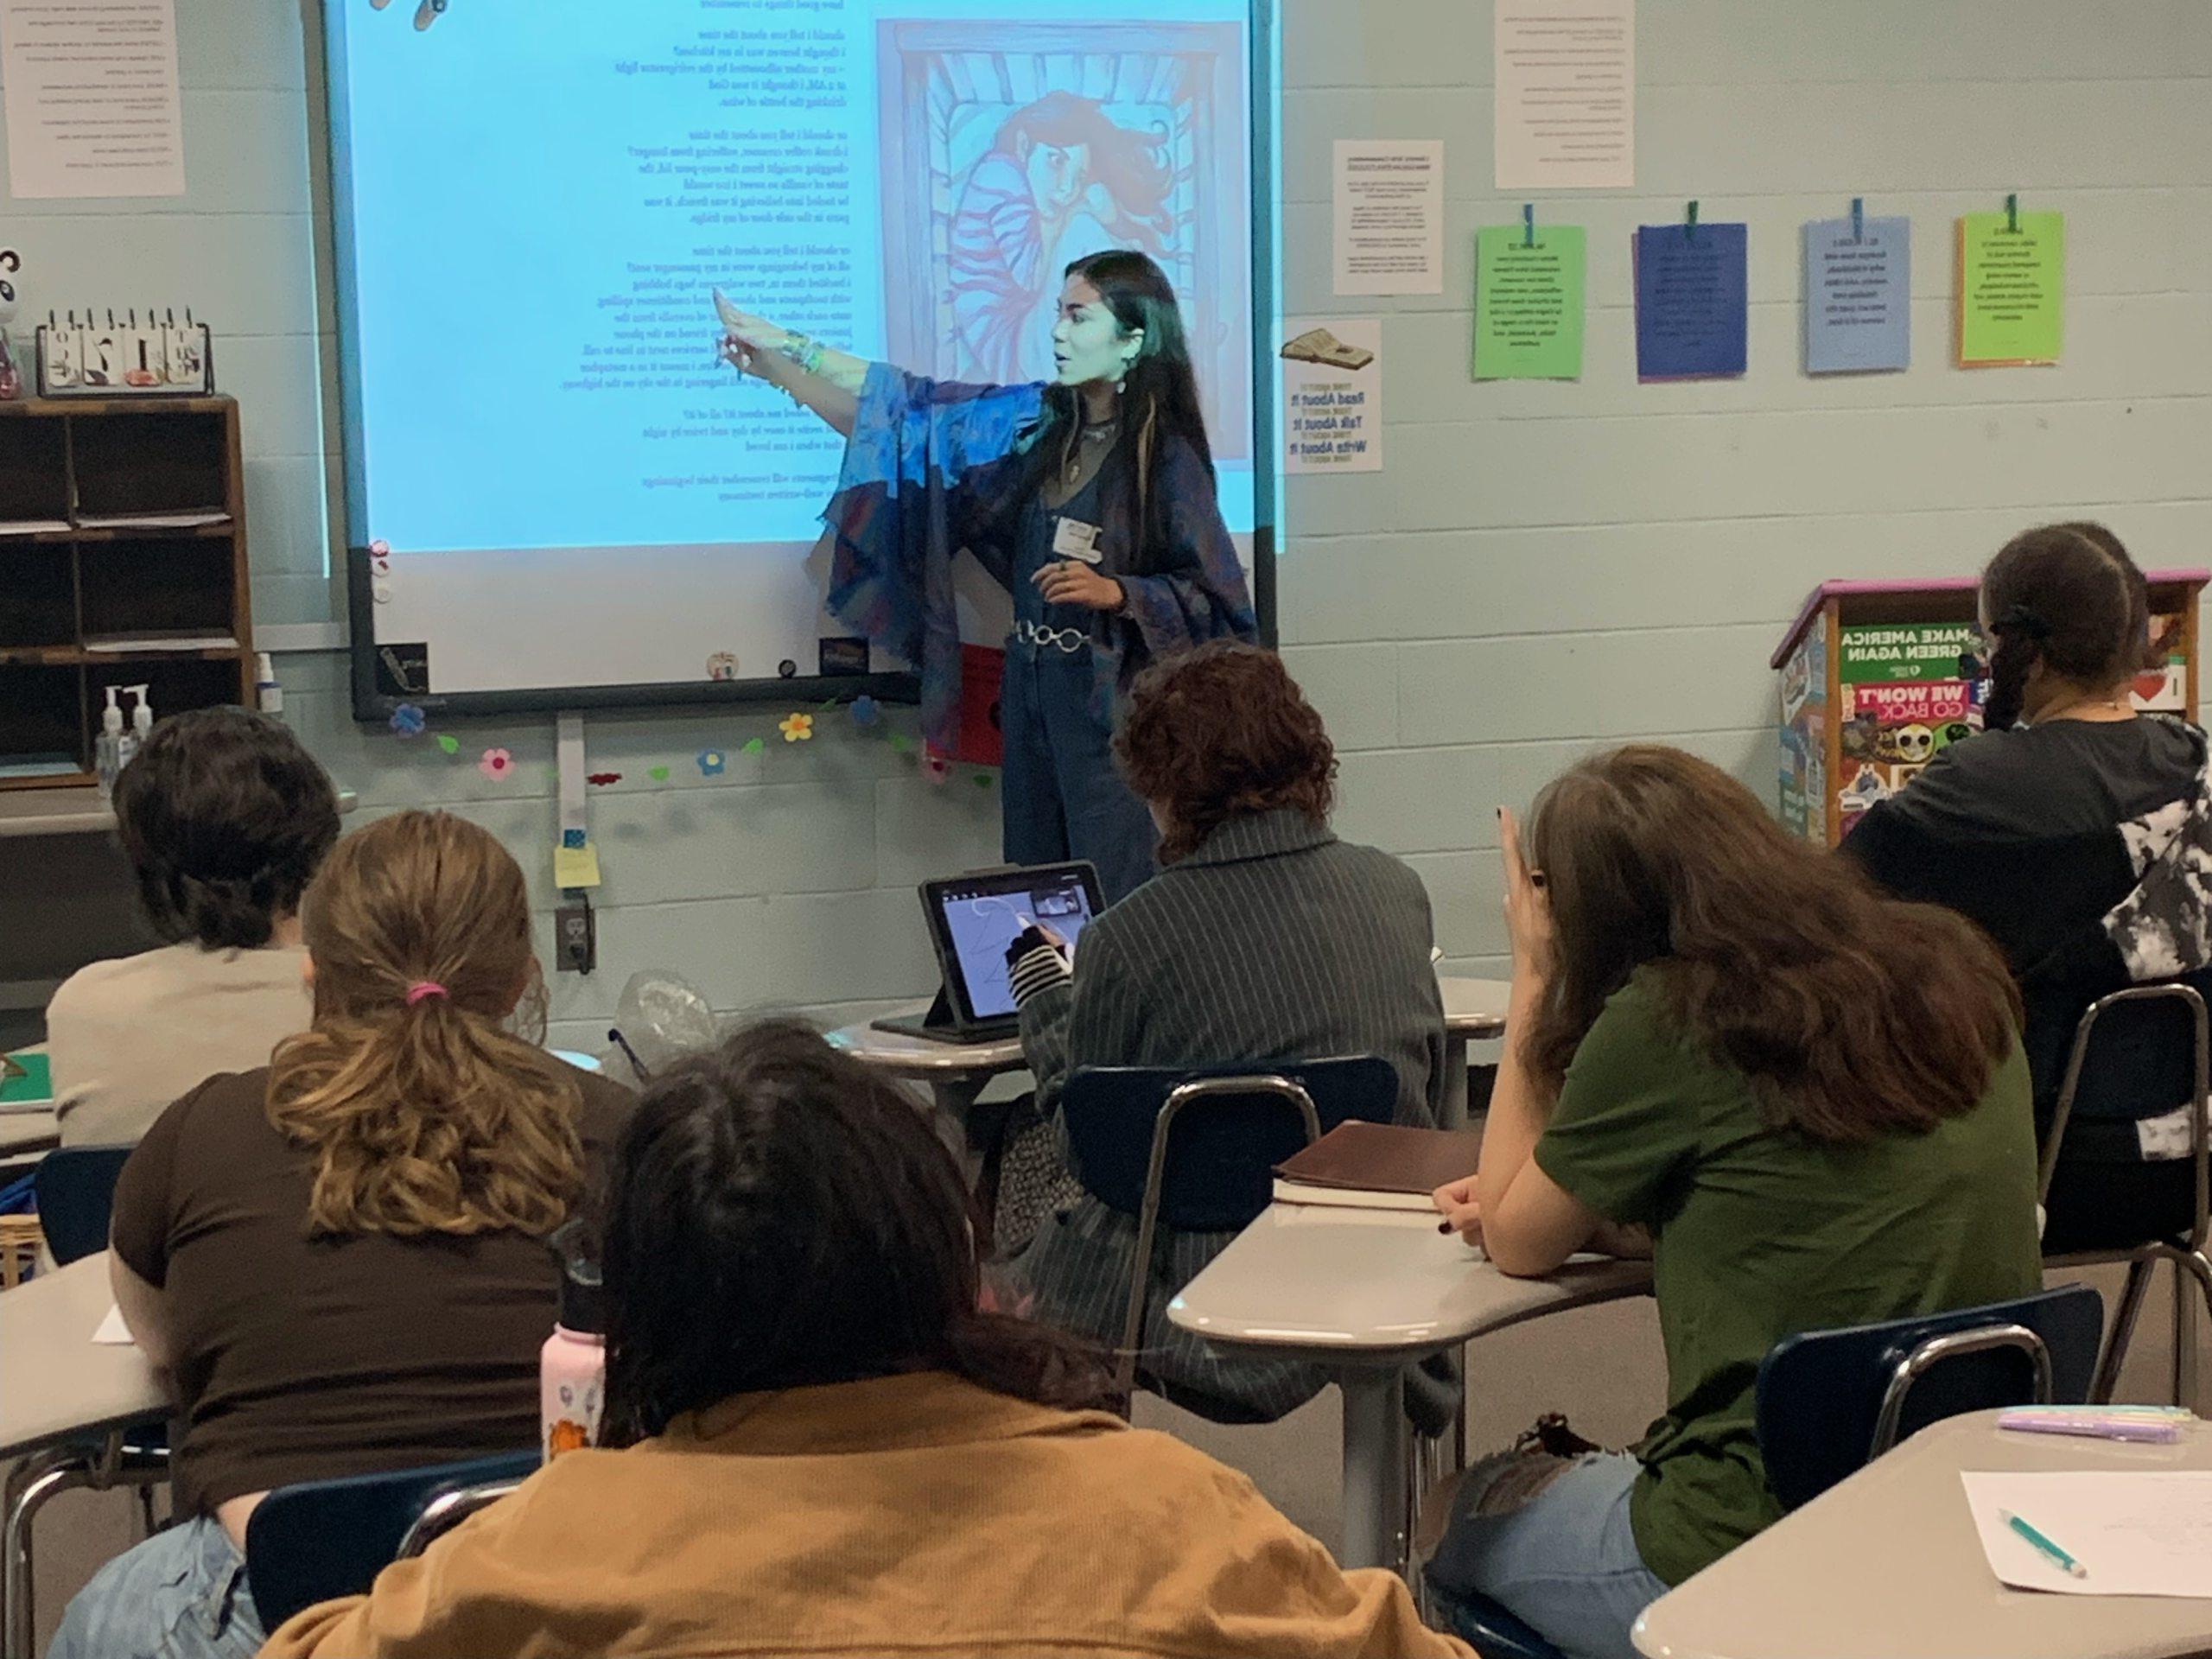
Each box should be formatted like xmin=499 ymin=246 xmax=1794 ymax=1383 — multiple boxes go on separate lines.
xmin=2005 ymin=192 xmax=2018 ymax=233
xmin=1850 ymin=196 xmax=1865 ymax=244
xmin=1522 ymin=202 xmax=1537 ymax=248
xmin=1684 ymin=200 xmax=1699 ymax=245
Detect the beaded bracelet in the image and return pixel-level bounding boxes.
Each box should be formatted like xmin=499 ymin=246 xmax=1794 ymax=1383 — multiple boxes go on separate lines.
xmin=780 ymin=334 xmax=828 ymax=378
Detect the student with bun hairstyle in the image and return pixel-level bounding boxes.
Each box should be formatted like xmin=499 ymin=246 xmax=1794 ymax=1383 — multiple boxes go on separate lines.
xmin=47 ymin=706 xmax=340 ymax=1145
xmin=52 ymin=810 xmax=632 ymax=1659
xmin=259 ymin=1022 xmax=1469 ymax=1659
xmin=1847 ymin=522 xmax=2212 ymax=1251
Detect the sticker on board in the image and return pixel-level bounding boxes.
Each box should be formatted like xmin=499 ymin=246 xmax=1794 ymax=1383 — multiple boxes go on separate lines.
xmin=374 ymin=642 xmax=430 ymax=698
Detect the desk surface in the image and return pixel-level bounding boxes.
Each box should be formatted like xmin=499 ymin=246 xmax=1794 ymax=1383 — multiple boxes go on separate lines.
xmin=1634 ymin=1409 xmax=2212 ymax=1659
xmin=0 ymin=1251 xmax=165 ymax=1460
xmin=826 ymin=974 xmax=1513 ymax=1080
xmin=0 ymin=1110 xmax=58 ymax=1157
xmin=1166 ymin=1205 xmax=1651 ymax=1362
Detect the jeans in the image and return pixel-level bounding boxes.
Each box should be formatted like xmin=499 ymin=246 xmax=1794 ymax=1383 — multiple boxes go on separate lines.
xmin=999 ymin=643 xmax=1157 ymax=904
xmin=50 ymin=1513 xmax=265 ymax=1659
xmin=1426 ymin=1449 xmax=1671 ymax=1659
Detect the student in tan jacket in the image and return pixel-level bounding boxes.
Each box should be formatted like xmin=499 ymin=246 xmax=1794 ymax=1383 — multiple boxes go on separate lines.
xmin=259 ymin=1021 xmax=1469 ymax=1659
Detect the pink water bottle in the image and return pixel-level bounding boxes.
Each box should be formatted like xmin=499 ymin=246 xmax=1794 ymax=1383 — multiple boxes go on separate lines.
xmin=541 ymin=1221 xmax=606 ymax=1461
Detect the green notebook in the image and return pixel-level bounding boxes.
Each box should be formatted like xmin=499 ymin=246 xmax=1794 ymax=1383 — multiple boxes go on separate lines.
xmin=0 ymin=1052 xmax=53 ymax=1107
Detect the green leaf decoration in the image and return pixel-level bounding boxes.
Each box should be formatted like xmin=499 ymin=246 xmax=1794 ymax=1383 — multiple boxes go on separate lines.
xmin=973 ymin=771 xmax=993 ymax=789
xmin=435 ymin=734 xmax=460 ymax=754
xmin=648 ymin=765 xmax=671 ymax=782
xmin=741 ymin=736 xmax=766 ymax=755
xmin=888 ymin=733 xmax=913 ymax=753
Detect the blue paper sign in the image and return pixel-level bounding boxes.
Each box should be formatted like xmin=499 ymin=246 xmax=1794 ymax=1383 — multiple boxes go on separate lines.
xmin=1634 ymin=222 xmax=1748 ymax=380
xmin=1803 ymin=215 xmax=1910 ymax=374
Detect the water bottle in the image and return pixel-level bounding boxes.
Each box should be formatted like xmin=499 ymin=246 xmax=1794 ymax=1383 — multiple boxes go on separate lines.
xmin=541 ymin=1218 xmax=606 ymax=1461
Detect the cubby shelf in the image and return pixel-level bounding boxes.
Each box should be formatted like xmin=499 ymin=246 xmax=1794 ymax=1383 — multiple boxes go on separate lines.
xmin=0 ymin=397 xmax=253 ymax=791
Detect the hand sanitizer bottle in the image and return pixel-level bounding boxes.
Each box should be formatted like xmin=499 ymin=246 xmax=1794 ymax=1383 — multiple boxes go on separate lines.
xmin=128 ymin=683 xmax=155 ymax=753
xmin=95 ymin=687 xmax=125 ymax=799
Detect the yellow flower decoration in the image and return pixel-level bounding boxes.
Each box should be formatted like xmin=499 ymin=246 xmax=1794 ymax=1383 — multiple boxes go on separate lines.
xmin=779 ymin=712 xmax=815 ymax=743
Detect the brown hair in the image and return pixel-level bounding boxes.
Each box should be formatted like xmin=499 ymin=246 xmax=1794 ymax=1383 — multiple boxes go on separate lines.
xmin=266 ymin=810 xmax=584 ymax=1237
xmin=1980 ymin=522 xmax=2152 ymax=729
xmin=1524 ymin=746 xmax=2021 ymax=1144
xmin=113 ymin=706 xmax=340 ymax=950
xmin=601 ymin=1020 xmax=1112 ymax=1443
xmin=1114 ymin=642 xmax=1334 ymax=864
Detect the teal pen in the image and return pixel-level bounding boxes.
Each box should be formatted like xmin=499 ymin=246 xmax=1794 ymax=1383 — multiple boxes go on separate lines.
xmin=2001 ymin=1509 xmax=2088 ymax=1579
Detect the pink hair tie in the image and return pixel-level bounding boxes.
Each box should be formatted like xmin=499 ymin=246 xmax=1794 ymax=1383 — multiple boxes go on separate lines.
xmin=405 ymin=981 xmax=448 ymax=1006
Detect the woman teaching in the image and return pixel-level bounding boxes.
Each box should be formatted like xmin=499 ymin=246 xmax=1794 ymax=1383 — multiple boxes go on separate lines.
xmin=715 ymin=250 xmax=1256 ymax=903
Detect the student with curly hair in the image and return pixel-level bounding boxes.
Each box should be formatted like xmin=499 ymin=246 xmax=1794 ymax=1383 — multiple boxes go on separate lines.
xmin=52 ymin=810 xmax=632 ymax=1659
xmin=1001 ymin=642 xmax=1446 ymax=1421
xmin=46 ymin=707 xmax=340 ymax=1145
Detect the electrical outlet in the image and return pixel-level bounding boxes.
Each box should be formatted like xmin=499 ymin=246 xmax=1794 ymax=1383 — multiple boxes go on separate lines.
xmin=555 ymin=903 xmax=595 ymax=975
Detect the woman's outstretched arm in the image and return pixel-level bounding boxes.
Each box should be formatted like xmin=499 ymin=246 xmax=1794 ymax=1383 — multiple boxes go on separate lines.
xmin=714 ymin=290 xmax=868 ymax=435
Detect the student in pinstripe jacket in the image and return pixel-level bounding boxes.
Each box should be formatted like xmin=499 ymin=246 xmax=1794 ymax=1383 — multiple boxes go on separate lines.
xmin=1002 ymin=642 xmax=1446 ymax=1421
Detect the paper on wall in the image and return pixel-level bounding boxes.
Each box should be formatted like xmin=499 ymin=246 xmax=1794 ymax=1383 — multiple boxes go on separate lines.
xmin=92 ymin=1303 xmax=131 ymax=1345
xmin=1333 ymin=140 xmax=1443 ymax=296
xmin=1495 ymin=0 xmax=1634 ymax=190
xmin=1281 ymin=319 xmax=1382 ymax=474
xmin=1 ymin=0 xmax=186 ymax=199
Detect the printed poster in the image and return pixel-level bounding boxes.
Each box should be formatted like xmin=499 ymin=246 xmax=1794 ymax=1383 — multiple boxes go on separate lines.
xmin=1333 ymin=139 xmax=1444 ymax=296
xmin=1281 ymin=318 xmax=1382 ymax=474
xmin=1836 ymin=621 xmax=1986 ymax=836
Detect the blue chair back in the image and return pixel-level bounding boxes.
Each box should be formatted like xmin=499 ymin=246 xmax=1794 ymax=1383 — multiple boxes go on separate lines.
xmin=35 ymin=1144 xmax=133 ymax=1265
xmin=1062 ymin=1056 xmax=1396 ymax=1231
xmin=245 ymin=1450 xmax=538 ymax=1631
xmin=1755 ymin=1285 xmax=2102 ymax=1511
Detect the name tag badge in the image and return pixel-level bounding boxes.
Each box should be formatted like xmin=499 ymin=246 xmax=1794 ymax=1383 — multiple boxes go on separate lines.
xmin=1051 ymin=517 xmax=1103 ymax=565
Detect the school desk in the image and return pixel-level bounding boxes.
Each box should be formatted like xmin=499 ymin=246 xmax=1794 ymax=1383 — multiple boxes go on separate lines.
xmin=1166 ymin=1205 xmax=1652 ymax=1573
xmin=1633 ymin=1408 xmax=2212 ymax=1659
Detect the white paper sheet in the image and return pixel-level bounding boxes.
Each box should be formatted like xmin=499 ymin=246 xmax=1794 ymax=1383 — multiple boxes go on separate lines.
xmin=92 ymin=1303 xmax=132 ymax=1345
xmin=1332 ymin=141 xmax=1443 ymax=296
xmin=1962 ymin=1471 xmax=2212 ymax=1597
xmin=1495 ymin=0 xmax=1635 ymax=189
xmin=1 ymin=0 xmax=186 ymax=199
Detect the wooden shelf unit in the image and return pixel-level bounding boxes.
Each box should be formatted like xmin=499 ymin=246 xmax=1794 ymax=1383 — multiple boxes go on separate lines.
xmin=0 ymin=397 xmax=252 ymax=791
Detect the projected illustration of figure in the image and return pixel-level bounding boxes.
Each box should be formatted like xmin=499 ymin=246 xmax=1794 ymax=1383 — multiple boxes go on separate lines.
xmin=948 ymin=92 xmax=1173 ymax=384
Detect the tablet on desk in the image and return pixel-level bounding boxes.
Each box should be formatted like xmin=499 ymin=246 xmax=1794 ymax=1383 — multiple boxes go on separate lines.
xmin=873 ymin=861 xmax=1104 ymax=1044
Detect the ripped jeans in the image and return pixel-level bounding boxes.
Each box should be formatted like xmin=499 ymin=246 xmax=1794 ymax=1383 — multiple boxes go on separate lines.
xmin=1425 ymin=1447 xmax=1670 ymax=1659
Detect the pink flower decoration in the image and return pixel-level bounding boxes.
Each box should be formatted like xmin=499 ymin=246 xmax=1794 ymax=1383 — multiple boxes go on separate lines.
xmin=478 ymin=747 xmax=514 ymax=780
xmin=922 ymin=750 xmax=951 ymax=785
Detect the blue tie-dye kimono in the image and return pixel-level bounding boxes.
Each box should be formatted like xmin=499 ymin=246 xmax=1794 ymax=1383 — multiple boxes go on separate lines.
xmin=820 ymin=365 xmax=1256 ymax=755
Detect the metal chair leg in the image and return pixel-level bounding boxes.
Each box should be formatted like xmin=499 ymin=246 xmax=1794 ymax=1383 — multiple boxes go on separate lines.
xmin=4 ymin=1452 xmax=95 ymax=1659
xmin=2093 ymin=1255 xmax=2157 ymax=1404
xmin=2173 ymin=1249 xmax=2212 ymax=1414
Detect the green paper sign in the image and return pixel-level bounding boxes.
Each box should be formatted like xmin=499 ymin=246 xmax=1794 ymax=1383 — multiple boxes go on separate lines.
xmin=1474 ymin=225 xmax=1586 ymax=379
xmin=1958 ymin=211 xmax=2063 ymax=365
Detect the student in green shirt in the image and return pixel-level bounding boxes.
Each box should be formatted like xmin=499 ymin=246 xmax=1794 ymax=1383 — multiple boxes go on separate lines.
xmin=1426 ymin=745 xmax=2042 ymax=1659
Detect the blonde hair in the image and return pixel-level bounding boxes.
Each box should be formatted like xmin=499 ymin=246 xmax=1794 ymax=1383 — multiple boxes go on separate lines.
xmin=267 ymin=810 xmax=584 ymax=1237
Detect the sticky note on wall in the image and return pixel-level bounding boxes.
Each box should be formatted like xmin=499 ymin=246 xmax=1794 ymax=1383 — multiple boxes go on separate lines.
xmin=1803 ymin=215 xmax=1910 ymax=374
xmin=1633 ymin=221 xmax=1748 ymax=380
xmin=553 ymin=842 xmax=602 ymax=890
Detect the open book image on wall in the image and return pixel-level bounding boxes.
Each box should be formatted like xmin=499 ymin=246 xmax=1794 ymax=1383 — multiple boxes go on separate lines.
xmin=1280 ymin=327 xmax=1374 ymax=371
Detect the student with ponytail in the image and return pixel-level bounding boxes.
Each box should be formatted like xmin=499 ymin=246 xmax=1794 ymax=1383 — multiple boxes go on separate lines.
xmin=53 ymin=810 xmax=632 ymax=1659
xmin=1846 ymin=523 xmax=2212 ymax=1250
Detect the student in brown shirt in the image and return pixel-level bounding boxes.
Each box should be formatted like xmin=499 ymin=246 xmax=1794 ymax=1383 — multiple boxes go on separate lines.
xmin=50 ymin=810 xmax=632 ymax=1659
xmin=261 ymin=1022 xmax=1471 ymax=1659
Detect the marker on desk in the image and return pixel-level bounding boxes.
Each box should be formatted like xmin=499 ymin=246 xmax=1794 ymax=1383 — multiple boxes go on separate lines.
xmin=606 ymin=1027 xmax=651 ymax=1084
xmin=1998 ymin=1405 xmax=2189 ymax=1443
xmin=2001 ymin=1509 xmax=2088 ymax=1580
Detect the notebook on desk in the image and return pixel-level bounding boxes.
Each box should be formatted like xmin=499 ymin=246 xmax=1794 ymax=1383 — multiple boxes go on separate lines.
xmin=1272 ymin=1121 xmax=1484 ymax=1213
xmin=0 ymin=1052 xmax=53 ymax=1113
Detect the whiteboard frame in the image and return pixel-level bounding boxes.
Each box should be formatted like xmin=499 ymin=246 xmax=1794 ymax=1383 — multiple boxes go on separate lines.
xmin=325 ymin=1 xmax=1279 ymax=721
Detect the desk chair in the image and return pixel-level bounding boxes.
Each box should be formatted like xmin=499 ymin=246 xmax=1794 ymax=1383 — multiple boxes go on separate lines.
xmin=2 ymin=1146 xmax=165 ymax=1659
xmin=245 ymin=1449 xmax=538 ymax=1631
xmin=1060 ymin=1057 xmax=1396 ymax=1408
xmin=2037 ymin=983 xmax=2212 ymax=1408
xmin=1433 ymin=1286 xmax=2104 ymax=1659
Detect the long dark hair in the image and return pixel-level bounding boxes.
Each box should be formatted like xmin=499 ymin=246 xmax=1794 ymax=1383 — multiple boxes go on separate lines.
xmin=1981 ymin=522 xmax=2152 ymax=730
xmin=1024 ymin=249 xmax=1213 ymax=576
xmin=997 ymin=92 xmax=1173 ymax=250
xmin=600 ymin=1020 xmax=1111 ymax=1444
xmin=1523 ymin=747 xmax=2021 ymax=1144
